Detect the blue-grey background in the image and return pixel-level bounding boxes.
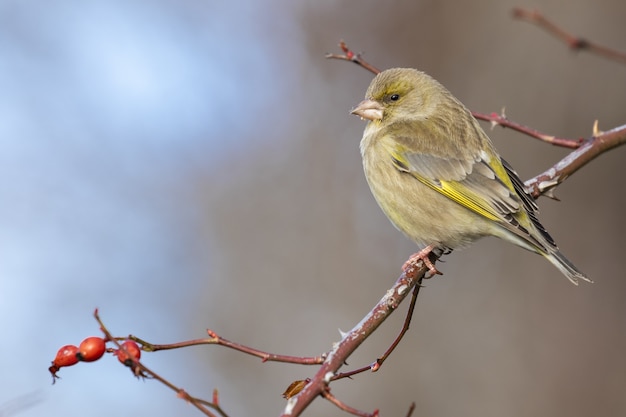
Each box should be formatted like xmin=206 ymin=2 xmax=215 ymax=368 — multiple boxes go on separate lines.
xmin=2 ymin=1 xmax=625 ymax=416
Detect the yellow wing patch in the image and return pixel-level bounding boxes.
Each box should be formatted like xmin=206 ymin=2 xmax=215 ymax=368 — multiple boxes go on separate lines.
xmin=437 ymin=180 xmax=501 ymax=221
xmin=388 ymin=146 xmax=502 ymax=222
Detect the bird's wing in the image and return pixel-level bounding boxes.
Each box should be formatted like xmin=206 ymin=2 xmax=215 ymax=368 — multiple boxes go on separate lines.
xmin=388 ymin=139 xmax=554 ymax=249
xmin=500 ymin=158 xmax=556 ymax=247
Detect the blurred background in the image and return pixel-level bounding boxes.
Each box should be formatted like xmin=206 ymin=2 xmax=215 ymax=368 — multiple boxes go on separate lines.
xmin=2 ymin=0 xmax=625 ymax=416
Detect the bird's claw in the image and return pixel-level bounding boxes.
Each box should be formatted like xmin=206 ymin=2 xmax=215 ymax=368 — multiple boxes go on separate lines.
xmin=402 ymin=246 xmax=442 ymax=277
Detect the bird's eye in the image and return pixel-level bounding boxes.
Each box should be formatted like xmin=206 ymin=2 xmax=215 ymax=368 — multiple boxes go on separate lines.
xmin=389 ymin=94 xmax=400 ymax=101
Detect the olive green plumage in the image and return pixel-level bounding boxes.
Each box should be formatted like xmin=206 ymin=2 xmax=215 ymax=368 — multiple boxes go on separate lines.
xmin=352 ymin=68 xmax=590 ymax=285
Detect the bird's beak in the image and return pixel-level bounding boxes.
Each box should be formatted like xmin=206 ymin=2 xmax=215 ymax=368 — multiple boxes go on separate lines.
xmin=350 ymin=99 xmax=383 ymax=121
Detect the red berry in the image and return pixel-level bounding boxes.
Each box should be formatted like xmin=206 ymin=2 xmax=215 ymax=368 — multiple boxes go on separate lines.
xmin=115 ymin=340 xmax=141 ymax=366
xmin=53 ymin=344 xmax=80 ymax=367
xmin=49 ymin=344 xmax=79 ymax=383
xmin=76 ymin=336 xmax=106 ymax=362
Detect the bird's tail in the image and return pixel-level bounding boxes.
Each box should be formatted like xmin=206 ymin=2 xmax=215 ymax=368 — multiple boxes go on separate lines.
xmin=544 ymin=250 xmax=592 ymax=286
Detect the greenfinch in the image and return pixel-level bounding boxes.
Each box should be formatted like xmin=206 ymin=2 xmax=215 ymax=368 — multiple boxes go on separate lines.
xmin=352 ymin=68 xmax=590 ymax=285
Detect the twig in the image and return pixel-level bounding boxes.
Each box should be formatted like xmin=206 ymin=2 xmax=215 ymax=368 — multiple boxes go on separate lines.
xmin=325 ymin=40 xmax=381 ymax=74
xmin=512 ymin=8 xmax=626 ymax=65
xmin=373 ymin=281 xmax=423 ymax=369
xmin=127 ymin=331 xmax=324 ymax=365
xmin=473 ymin=110 xmax=584 ymax=149
xmin=405 ymin=402 xmax=416 ymax=417
xmin=333 ymin=281 xmax=422 ymax=380
xmin=322 ymin=388 xmax=379 ymax=417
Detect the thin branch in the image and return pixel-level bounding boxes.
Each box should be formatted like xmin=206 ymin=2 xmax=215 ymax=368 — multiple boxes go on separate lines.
xmin=325 ymin=40 xmax=381 ymax=74
xmin=322 ymin=388 xmax=379 ymax=417
xmin=373 ymin=280 xmax=423 ymax=369
xmin=473 ymin=110 xmax=584 ymax=149
xmin=207 ymin=330 xmax=325 ymax=364
xmin=512 ymin=8 xmax=626 ymax=65
xmin=326 ymin=41 xmax=378 ymax=74
xmin=405 ymin=402 xmax=416 ymax=417
xmin=127 ymin=331 xmax=324 ymax=365
xmin=333 ymin=280 xmax=422 ymax=381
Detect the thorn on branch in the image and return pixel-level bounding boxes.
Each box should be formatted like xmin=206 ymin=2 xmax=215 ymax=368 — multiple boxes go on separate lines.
xmin=592 ymin=120 xmax=604 ymax=137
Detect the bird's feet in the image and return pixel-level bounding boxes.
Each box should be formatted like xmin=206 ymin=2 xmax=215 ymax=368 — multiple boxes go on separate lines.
xmin=402 ymin=244 xmax=443 ymax=277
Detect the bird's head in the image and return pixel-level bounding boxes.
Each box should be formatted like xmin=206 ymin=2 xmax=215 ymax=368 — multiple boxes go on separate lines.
xmin=351 ymin=68 xmax=440 ymax=124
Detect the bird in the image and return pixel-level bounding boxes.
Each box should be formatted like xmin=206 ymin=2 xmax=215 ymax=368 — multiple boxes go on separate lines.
xmin=351 ymin=68 xmax=590 ymax=285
